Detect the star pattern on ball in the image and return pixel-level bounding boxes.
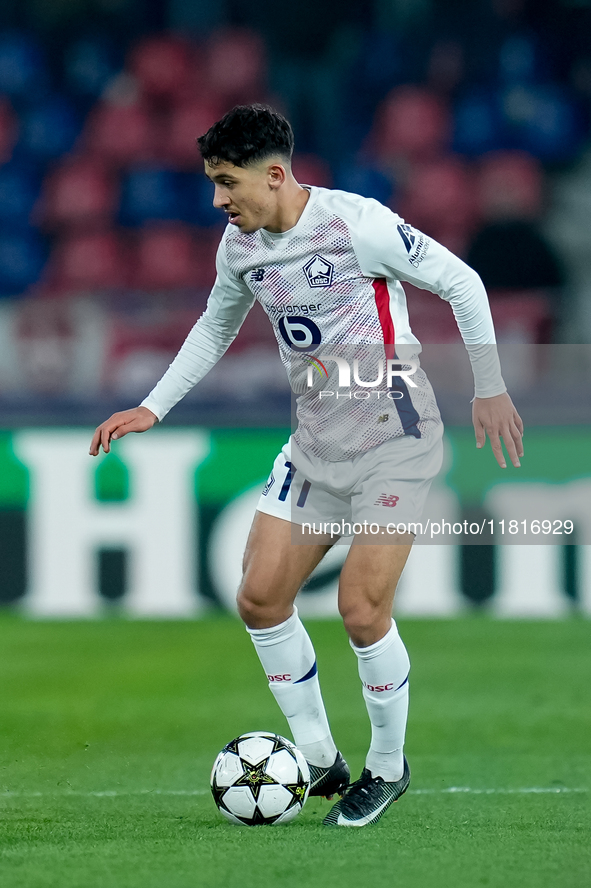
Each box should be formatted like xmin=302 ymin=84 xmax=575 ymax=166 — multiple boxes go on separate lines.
xmin=233 ymin=758 xmax=277 ymax=801
xmin=283 ymin=780 xmax=308 ymax=809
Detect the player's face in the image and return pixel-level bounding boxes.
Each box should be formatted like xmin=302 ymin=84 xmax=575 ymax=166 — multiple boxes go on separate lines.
xmin=205 ymin=160 xmax=283 ymax=233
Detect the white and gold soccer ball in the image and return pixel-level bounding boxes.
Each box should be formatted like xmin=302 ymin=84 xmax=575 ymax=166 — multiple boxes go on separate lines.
xmin=210 ymin=732 xmax=310 ymax=826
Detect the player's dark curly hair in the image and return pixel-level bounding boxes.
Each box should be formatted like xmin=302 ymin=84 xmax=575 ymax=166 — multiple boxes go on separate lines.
xmin=197 ymin=104 xmax=294 ymax=167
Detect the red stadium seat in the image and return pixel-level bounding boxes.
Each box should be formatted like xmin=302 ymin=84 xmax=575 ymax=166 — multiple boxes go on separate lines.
xmin=477 ymin=151 xmax=544 ymax=220
xmin=292 ymin=154 xmax=333 ymax=188
xmin=162 ymin=99 xmax=224 ymax=168
xmin=133 ymin=224 xmax=201 ymax=290
xmin=128 ymin=35 xmax=196 ymax=102
xmin=204 ymin=29 xmax=266 ymax=103
xmin=103 ymin=307 xmax=204 ymax=395
xmin=399 ymin=157 xmax=478 ymax=254
xmin=191 ymin=228 xmax=219 ymax=290
xmin=38 ymin=158 xmax=119 ymax=230
xmin=83 ymin=99 xmax=157 ymax=167
xmin=404 ymin=284 xmax=462 ymax=343
xmin=48 ymin=230 xmax=130 ymax=292
xmin=374 ymin=86 xmax=451 ymax=163
xmin=489 ymin=291 xmax=553 ymax=344
xmin=0 ymin=97 xmax=18 ymax=164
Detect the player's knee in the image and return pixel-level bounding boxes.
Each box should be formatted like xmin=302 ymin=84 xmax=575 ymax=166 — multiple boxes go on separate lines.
xmin=339 ymin=600 xmax=387 ymax=646
xmin=236 ymin=583 xmax=284 ymax=627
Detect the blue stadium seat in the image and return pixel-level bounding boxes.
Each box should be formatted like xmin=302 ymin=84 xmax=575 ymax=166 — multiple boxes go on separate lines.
xmin=0 ymin=231 xmax=45 ymax=295
xmin=452 ymin=89 xmax=508 ymax=156
xmin=0 ymin=163 xmax=40 ymax=230
xmin=502 ymin=84 xmax=586 ymax=162
xmin=0 ymin=31 xmax=47 ymax=98
xmin=180 ymin=173 xmax=225 ymax=227
xmin=497 ymin=34 xmax=549 ymax=87
xmin=119 ymin=167 xmax=182 ymax=226
xmin=64 ymin=36 xmax=118 ymax=100
xmin=17 ymin=96 xmax=80 ymax=162
xmin=335 ymin=164 xmax=394 ymax=205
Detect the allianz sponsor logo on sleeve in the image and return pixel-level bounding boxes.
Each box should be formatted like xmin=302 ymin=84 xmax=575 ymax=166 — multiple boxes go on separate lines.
xmin=397 ymin=223 xmax=430 ymax=268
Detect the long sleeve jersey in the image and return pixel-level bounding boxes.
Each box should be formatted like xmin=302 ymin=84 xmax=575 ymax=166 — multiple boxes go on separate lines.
xmin=141 ymin=186 xmax=506 ymax=461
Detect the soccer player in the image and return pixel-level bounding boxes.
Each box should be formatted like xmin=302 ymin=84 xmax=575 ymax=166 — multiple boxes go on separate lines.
xmin=89 ymin=105 xmax=523 ymax=827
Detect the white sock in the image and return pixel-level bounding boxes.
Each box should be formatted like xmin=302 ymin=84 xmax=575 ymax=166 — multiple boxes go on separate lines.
xmin=351 ymin=619 xmax=410 ymax=782
xmin=247 ymin=607 xmax=338 ymax=767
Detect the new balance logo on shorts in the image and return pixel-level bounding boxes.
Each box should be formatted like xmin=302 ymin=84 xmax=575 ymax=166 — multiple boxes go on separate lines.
xmin=375 ymin=494 xmax=400 ymax=507
xmin=262 ymin=473 xmax=275 ymax=496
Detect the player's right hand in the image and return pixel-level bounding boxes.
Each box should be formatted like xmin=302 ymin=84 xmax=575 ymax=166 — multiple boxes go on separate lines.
xmin=89 ymin=406 xmax=158 ymax=456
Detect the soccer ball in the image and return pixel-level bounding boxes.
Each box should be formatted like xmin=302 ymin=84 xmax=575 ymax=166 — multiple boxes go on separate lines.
xmin=211 ymin=731 xmax=310 ymax=826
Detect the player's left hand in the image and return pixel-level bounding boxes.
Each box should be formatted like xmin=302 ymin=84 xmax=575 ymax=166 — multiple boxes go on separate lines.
xmin=472 ymin=392 xmax=524 ymax=469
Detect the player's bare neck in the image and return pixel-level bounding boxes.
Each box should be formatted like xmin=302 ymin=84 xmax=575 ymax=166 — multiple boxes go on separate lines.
xmin=264 ymin=183 xmax=310 ymax=234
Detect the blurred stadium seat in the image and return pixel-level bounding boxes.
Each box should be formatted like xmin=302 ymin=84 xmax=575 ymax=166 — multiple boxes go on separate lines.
xmin=132 ymin=224 xmax=201 ymax=290
xmin=398 ymin=157 xmax=477 ymax=254
xmin=0 ymin=31 xmax=47 ymax=98
xmin=120 ymin=167 xmax=181 ymax=226
xmin=48 ymin=230 xmax=130 ymax=292
xmin=83 ymin=98 xmax=157 ymax=167
xmin=103 ymin=306 xmax=205 ymax=395
xmin=191 ymin=228 xmax=220 ymax=290
xmin=373 ymin=86 xmax=451 ymax=163
xmin=64 ymin=36 xmax=118 ymax=101
xmin=477 ymin=151 xmax=543 ymax=220
xmin=0 ymin=162 xmax=39 ymax=230
xmin=204 ymin=29 xmax=266 ymax=103
xmin=17 ymin=95 xmax=80 ymax=163
xmin=291 ymin=154 xmax=333 ymax=188
xmin=334 ymin=164 xmax=393 ymax=204
xmin=163 ymin=99 xmax=223 ymax=168
xmin=404 ymin=284 xmax=462 ymax=343
xmin=129 ymin=35 xmax=196 ymax=102
xmin=181 ymin=172 xmax=224 ymax=227
xmin=489 ymin=292 xmax=554 ymax=344
xmin=0 ymin=230 xmax=46 ymax=296
xmin=452 ymin=89 xmax=506 ymax=156
xmin=39 ymin=158 xmax=119 ymax=230
xmin=502 ymin=84 xmax=585 ymax=162
xmin=0 ymin=96 xmax=18 ymax=164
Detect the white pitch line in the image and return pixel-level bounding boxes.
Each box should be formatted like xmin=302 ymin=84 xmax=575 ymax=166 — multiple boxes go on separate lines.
xmin=410 ymin=787 xmax=589 ymax=795
xmin=0 ymin=787 xmax=587 ymax=799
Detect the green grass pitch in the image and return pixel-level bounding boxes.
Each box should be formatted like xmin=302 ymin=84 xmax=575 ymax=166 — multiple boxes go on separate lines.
xmin=0 ymin=614 xmax=589 ymax=888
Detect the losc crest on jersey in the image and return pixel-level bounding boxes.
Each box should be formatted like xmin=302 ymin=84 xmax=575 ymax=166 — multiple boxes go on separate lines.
xmin=303 ymin=255 xmax=334 ymax=288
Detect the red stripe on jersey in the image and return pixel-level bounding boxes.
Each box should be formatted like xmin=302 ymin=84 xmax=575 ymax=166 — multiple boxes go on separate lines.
xmin=373 ymin=278 xmax=395 ymax=360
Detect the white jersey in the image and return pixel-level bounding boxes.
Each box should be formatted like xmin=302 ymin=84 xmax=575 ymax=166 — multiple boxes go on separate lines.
xmin=142 ymin=187 xmax=505 ymax=461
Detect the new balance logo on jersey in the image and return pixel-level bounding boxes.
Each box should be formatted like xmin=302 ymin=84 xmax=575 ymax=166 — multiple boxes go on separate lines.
xmin=303 ymin=255 xmax=334 ymax=288
xmin=262 ymin=473 xmax=275 ymax=496
xmin=251 ymin=268 xmax=265 ymax=282
xmin=375 ymin=494 xmax=400 ymax=507
xmin=377 ymin=414 xmax=389 ymax=423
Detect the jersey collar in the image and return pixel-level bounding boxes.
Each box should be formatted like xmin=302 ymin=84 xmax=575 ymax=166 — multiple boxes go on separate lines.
xmin=260 ymin=186 xmax=316 ymax=245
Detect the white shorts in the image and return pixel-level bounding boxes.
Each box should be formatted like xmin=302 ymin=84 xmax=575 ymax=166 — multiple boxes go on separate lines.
xmin=256 ymin=424 xmax=444 ymax=531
